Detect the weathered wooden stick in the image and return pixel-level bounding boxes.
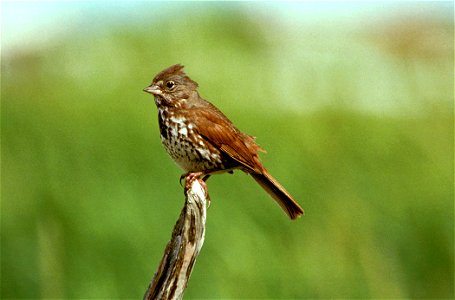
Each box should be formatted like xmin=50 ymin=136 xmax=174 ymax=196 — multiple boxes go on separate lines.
xmin=144 ymin=179 xmax=208 ymax=300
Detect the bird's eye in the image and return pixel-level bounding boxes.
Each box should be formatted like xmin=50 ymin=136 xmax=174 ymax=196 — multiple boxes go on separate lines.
xmin=166 ymin=81 xmax=175 ymax=89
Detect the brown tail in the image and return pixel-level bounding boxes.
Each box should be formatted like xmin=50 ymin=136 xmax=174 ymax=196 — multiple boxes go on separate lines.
xmin=251 ymin=171 xmax=304 ymax=220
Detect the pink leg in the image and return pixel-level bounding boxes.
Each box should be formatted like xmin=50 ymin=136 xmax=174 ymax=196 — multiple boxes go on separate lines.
xmin=183 ymin=172 xmax=211 ymax=207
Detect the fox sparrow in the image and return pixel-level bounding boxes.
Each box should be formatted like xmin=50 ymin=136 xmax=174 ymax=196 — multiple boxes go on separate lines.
xmin=143 ymin=64 xmax=304 ymax=219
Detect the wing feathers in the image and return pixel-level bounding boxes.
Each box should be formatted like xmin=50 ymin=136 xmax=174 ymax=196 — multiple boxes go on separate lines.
xmin=188 ymin=107 xmax=263 ymax=173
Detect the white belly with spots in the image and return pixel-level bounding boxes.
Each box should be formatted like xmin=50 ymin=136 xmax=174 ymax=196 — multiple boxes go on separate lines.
xmin=158 ymin=109 xmax=224 ymax=172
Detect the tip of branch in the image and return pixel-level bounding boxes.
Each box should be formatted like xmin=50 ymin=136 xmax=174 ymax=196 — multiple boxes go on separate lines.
xmin=185 ymin=179 xmax=207 ymax=204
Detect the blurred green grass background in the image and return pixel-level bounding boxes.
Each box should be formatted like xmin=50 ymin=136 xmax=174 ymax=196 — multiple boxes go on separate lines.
xmin=1 ymin=2 xmax=453 ymax=299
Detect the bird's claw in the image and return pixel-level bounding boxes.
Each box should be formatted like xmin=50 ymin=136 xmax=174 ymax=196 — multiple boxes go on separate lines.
xmin=182 ymin=172 xmax=211 ymax=208
xmin=183 ymin=172 xmax=203 ymax=190
xmin=179 ymin=174 xmax=185 ymax=187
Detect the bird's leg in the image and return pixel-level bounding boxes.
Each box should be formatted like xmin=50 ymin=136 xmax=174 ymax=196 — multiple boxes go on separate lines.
xmin=182 ymin=172 xmax=211 ymax=207
xmin=180 ymin=173 xmax=210 ymax=186
xmin=183 ymin=171 xmax=204 ymax=189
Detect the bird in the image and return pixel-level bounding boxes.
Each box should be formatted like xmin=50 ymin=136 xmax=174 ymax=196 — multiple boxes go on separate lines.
xmin=143 ymin=64 xmax=304 ymax=219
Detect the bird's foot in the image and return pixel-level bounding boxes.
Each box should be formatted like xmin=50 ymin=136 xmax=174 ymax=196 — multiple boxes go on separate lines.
xmin=182 ymin=172 xmax=211 ymax=207
xmin=183 ymin=172 xmax=204 ymax=189
xmin=180 ymin=173 xmax=211 ymax=186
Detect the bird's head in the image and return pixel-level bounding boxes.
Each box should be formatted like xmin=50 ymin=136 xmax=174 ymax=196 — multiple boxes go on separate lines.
xmin=143 ymin=64 xmax=199 ymax=108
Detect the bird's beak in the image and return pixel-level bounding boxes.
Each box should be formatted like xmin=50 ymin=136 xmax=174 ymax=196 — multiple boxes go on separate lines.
xmin=143 ymin=85 xmax=162 ymax=95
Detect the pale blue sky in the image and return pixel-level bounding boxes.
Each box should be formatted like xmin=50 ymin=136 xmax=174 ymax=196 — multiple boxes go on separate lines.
xmin=3 ymin=1 xmax=451 ymax=54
